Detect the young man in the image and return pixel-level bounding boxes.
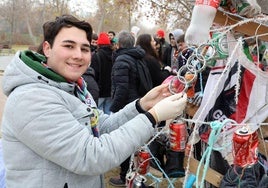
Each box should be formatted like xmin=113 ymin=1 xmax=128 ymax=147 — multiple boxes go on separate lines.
xmin=162 ymin=29 xmax=184 ymax=75
xmin=1 ymin=15 xmax=187 ymax=187
xmin=90 ymin=33 xmax=98 ymax=53
xmin=108 ymin=30 xmax=116 ymax=42
xmin=155 ymin=29 xmax=170 ymax=61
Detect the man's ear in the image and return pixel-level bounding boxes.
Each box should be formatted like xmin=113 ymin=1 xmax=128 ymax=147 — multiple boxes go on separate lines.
xmin=42 ymin=41 xmax=51 ymax=57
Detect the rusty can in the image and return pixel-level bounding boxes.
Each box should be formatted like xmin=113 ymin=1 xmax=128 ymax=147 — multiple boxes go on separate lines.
xmin=137 ymin=148 xmax=150 ymax=175
xmin=233 ymin=126 xmax=259 ymax=167
xmin=169 ymin=119 xmax=187 ymax=151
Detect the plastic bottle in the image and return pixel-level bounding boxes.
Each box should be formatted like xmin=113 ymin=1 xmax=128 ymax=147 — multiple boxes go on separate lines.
xmin=185 ymin=0 xmax=221 ymax=46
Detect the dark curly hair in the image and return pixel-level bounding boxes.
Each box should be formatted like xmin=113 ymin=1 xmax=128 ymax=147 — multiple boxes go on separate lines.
xmin=42 ymin=14 xmax=92 ymax=47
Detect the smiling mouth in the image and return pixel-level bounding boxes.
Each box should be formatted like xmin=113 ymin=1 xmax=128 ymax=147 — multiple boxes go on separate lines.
xmin=67 ymin=62 xmax=82 ymax=68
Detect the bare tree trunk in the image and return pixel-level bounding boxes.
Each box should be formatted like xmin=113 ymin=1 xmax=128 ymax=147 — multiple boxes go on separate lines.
xmin=97 ymin=13 xmax=105 ymax=33
xmin=9 ymin=0 xmax=15 ymax=46
xmin=26 ymin=17 xmax=36 ymax=44
xmin=22 ymin=0 xmax=36 ymax=44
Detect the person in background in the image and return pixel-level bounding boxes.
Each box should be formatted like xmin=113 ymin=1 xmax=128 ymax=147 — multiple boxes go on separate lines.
xmin=1 ymin=14 xmax=187 ymax=188
xmin=82 ymin=67 xmax=99 ymax=105
xmin=91 ymin=33 xmax=98 ymax=53
xmin=108 ymin=30 xmax=116 ymax=42
xmin=154 ymin=37 xmax=163 ymax=65
xmin=162 ymin=29 xmax=184 ymax=75
xmin=137 ymin=34 xmax=185 ymax=178
xmin=109 ymin=31 xmax=119 ymax=52
xmin=111 ymin=37 xmax=119 ymax=51
xmin=155 ymin=29 xmax=170 ymax=61
xmin=136 ymin=34 xmax=170 ymax=87
xmin=90 ymin=32 xmax=113 ymax=114
xmin=109 ymin=30 xmax=154 ymax=187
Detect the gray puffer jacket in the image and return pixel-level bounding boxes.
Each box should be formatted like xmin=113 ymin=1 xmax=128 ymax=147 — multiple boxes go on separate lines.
xmin=1 ymin=51 xmax=154 ymax=188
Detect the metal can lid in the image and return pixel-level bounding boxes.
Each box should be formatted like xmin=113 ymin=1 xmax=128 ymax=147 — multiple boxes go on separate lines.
xmin=171 ymin=117 xmax=184 ymax=123
xmin=237 ymin=126 xmax=249 ymax=134
xmin=135 ymin=175 xmax=146 ymax=183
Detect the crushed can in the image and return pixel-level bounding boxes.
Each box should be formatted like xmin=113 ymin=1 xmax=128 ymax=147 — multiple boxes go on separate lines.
xmin=233 ymin=126 xmax=259 ymax=167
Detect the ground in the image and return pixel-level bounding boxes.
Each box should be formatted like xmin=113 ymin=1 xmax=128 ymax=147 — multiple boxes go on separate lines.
xmin=105 ymin=166 xmax=183 ymax=187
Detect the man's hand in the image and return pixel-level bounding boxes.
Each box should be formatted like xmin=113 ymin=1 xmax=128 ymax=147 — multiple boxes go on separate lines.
xmin=139 ymin=84 xmax=171 ymax=111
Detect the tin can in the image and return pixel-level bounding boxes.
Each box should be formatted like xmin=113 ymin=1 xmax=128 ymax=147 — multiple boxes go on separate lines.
xmin=195 ymin=0 xmax=221 ymax=8
xmin=212 ymin=33 xmax=229 ymax=59
xmin=126 ymin=172 xmax=134 ymax=188
xmin=220 ymin=0 xmax=227 ymax=6
xmin=137 ymin=149 xmax=150 ymax=175
xmin=169 ymin=119 xmax=187 ymax=151
xmin=230 ymin=0 xmax=251 ymax=16
xmin=184 ymin=72 xmax=196 ymax=98
xmin=233 ymin=126 xmax=259 ymax=167
xmin=162 ymin=75 xmax=185 ymax=94
xmin=131 ymin=174 xmax=146 ymax=188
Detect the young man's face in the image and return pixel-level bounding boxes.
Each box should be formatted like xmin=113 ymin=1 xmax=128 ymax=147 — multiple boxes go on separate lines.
xmin=169 ymin=35 xmax=176 ymax=47
xmin=43 ymin=27 xmax=91 ymax=82
xmin=177 ymin=42 xmax=187 ymax=52
xmin=108 ymin=33 xmax=114 ymax=40
xmin=91 ymin=39 xmax=98 ymax=47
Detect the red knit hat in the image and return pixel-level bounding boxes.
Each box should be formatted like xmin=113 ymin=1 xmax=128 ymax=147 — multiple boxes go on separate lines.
xmin=97 ymin=32 xmax=111 ymax=45
xmin=156 ymin=29 xmax=165 ymax=38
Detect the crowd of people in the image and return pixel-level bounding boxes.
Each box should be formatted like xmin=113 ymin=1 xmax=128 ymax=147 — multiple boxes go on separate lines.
xmin=84 ymin=26 xmax=194 ymax=186
xmin=84 ymin=25 xmax=206 ymax=187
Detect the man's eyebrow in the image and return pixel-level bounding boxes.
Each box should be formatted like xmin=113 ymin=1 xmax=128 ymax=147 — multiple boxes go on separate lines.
xmin=62 ymin=40 xmax=90 ymax=48
xmin=82 ymin=44 xmax=90 ymax=48
xmin=62 ymin=40 xmax=75 ymax=44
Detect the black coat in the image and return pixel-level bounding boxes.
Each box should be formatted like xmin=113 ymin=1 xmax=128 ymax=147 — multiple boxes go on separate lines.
xmin=143 ymin=54 xmax=170 ymax=87
xmin=82 ymin=67 xmax=99 ymax=104
xmin=110 ymin=46 xmax=146 ymax=112
xmin=162 ymin=45 xmax=173 ymax=67
xmin=90 ymin=47 xmax=113 ymax=97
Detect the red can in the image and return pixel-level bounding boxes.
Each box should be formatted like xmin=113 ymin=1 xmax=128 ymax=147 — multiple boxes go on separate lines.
xmin=233 ymin=126 xmax=259 ymax=167
xmin=169 ymin=119 xmax=187 ymax=151
xmin=137 ymin=149 xmax=150 ymax=175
